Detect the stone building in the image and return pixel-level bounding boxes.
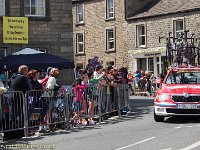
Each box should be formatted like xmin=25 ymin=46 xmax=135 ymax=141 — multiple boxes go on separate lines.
xmin=0 ymin=0 xmax=74 ymax=84
xmin=73 ymin=0 xmax=200 ymax=78
xmin=126 ymin=0 xmax=200 ymax=77
xmin=72 ymin=0 xmax=128 ymax=69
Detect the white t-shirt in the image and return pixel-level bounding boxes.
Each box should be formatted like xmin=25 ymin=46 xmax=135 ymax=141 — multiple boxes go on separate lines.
xmin=46 ymin=77 xmax=58 ymax=90
xmin=43 ymin=77 xmax=58 ymax=97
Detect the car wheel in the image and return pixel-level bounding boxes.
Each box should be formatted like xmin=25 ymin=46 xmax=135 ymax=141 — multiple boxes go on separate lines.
xmin=154 ymin=111 xmax=165 ymax=122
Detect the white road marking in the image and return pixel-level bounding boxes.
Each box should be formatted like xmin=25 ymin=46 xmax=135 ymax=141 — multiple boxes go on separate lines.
xmin=180 ymin=141 xmax=200 ymax=150
xmin=175 ymin=124 xmax=183 ymax=129
xmin=161 ymin=148 xmax=172 ymax=150
xmin=114 ymin=137 xmax=156 ymax=150
xmin=175 ymin=124 xmax=200 ymax=129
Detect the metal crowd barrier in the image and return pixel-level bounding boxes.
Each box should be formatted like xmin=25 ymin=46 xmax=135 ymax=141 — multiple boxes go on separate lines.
xmin=66 ymin=83 xmax=129 ymax=126
xmin=0 ymin=89 xmax=70 ymax=139
xmin=0 ymin=91 xmax=25 ymax=139
xmin=66 ymin=86 xmax=100 ymax=126
xmin=26 ymin=89 xmax=69 ymax=134
xmin=97 ymin=83 xmax=129 ymax=119
xmin=0 ymin=83 xmax=129 ymax=140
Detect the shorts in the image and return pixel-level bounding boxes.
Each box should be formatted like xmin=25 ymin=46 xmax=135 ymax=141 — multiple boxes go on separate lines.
xmin=36 ymin=97 xmax=50 ymax=119
xmin=72 ymin=101 xmax=82 ymax=112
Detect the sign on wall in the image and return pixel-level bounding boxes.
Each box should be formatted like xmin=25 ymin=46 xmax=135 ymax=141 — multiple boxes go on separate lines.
xmin=144 ymin=53 xmax=161 ymax=57
xmin=3 ymin=17 xmax=28 ymax=44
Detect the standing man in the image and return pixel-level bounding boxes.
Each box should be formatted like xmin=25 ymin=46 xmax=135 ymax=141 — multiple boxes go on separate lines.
xmin=11 ymin=65 xmax=31 ymax=93
xmin=10 ymin=65 xmax=31 ymax=137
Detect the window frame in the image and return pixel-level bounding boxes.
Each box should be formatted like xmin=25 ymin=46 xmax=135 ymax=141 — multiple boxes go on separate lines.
xmin=106 ymin=0 xmax=115 ymax=20
xmin=173 ymin=18 xmax=184 ymax=39
xmin=0 ymin=0 xmax=5 ymax=16
xmin=136 ymin=24 xmax=146 ymax=48
xmin=24 ymin=0 xmax=46 ymax=17
xmin=76 ymin=3 xmax=84 ymax=24
xmin=106 ymin=27 xmax=116 ymax=52
xmin=76 ymin=32 xmax=85 ymax=54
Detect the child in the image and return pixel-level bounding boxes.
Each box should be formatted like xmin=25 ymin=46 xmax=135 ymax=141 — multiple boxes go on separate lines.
xmin=72 ymin=78 xmax=86 ymax=125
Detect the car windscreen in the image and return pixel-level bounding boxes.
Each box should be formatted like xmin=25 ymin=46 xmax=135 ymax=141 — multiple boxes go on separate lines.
xmin=165 ymin=71 xmax=200 ymax=84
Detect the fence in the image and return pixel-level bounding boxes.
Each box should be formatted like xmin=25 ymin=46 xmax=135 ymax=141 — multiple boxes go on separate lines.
xmin=0 ymin=91 xmax=25 ymax=132
xmin=0 ymin=83 xmax=129 ymax=140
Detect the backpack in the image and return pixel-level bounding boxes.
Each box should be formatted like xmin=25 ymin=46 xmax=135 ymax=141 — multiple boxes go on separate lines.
xmin=40 ymin=77 xmax=49 ymax=87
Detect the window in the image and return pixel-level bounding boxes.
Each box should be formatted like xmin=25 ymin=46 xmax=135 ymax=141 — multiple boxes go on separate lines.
xmin=76 ymin=4 xmax=84 ymax=23
xmin=148 ymin=58 xmax=154 ymax=73
xmin=0 ymin=0 xmax=5 ymax=16
xmin=24 ymin=0 xmax=46 ymax=17
xmin=106 ymin=0 xmax=114 ymax=19
xmin=166 ymin=71 xmax=200 ymax=84
xmin=76 ymin=33 xmax=84 ymax=54
xmin=76 ymin=63 xmax=84 ymax=69
xmin=136 ymin=25 xmax=146 ymax=47
xmin=106 ymin=28 xmax=115 ymax=51
xmin=106 ymin=61 xmax=115 ymax=66
xmin=173 ymin=19 xmax=184 ymax=38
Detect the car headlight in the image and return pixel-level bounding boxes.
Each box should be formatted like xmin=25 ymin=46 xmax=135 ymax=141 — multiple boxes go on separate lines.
xmin=156 ymin=94 xmax=171 ymax=101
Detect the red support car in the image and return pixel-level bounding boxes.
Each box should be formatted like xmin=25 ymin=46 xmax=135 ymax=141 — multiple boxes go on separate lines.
xmin=154 ymin=66 xmax=200 ymax=122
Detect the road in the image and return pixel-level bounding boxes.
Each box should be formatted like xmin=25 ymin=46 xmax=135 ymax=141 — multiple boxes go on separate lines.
xmin=2 ymin=96 xmax=200 ymax=150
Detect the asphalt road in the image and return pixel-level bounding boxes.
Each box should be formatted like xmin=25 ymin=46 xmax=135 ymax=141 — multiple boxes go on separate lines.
xmin=2 ymin=96 xmax=200 ymax=150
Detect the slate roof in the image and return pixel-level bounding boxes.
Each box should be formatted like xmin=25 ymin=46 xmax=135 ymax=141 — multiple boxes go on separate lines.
xmin=128 ymin=0 xmax=200 ymax=20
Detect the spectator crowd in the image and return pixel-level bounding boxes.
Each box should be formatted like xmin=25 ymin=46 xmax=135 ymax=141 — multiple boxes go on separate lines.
xmin=0 ymin=55 xmax=164 ymax=140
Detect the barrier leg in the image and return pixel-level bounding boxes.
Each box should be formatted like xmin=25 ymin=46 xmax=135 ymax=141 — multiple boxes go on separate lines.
xmin=106 ymin=93 xmax=110 ymax=113
xmin=65 ymin=95 xmax=70 ymax=130
xmin=117 ymin=86 xmax=121 ymax=118
xmin=0 ymin=96 xmax=3 ymax=140
xmin=98 ymin=89 xmax=102 ymax=123
xmin=23 ymin=94 xmax=29 ymax=138
xmin=125 ymin=84 xmax=129 ymax=108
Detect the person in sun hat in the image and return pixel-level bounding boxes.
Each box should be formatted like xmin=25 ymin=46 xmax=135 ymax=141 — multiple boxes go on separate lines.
xmin=87 ymin=55 xmax=101 ymax=73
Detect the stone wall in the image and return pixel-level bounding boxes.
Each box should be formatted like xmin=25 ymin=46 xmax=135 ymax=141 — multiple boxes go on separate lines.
xmin=72 ymin=0 xmax=129 ymax=69
xmin=0 ymin=0 xmax=74 ymax=84
xmin=127 ymin=11 xmax=200 ymax=50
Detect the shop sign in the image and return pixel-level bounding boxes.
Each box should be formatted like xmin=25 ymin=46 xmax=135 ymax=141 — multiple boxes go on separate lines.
xmin=144 ymin=53 xmax=161 ymax=57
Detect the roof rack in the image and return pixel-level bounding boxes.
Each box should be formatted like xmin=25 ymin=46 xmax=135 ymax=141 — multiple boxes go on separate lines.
xmin=159 ymin=30 xmax=200 ymax=67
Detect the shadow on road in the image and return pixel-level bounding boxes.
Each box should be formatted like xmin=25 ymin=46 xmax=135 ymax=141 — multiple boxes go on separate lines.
xmin=98 ymin=96 xmax=154 ymax=125
xmin=1 ymin=96 xmax=155 ymax=144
